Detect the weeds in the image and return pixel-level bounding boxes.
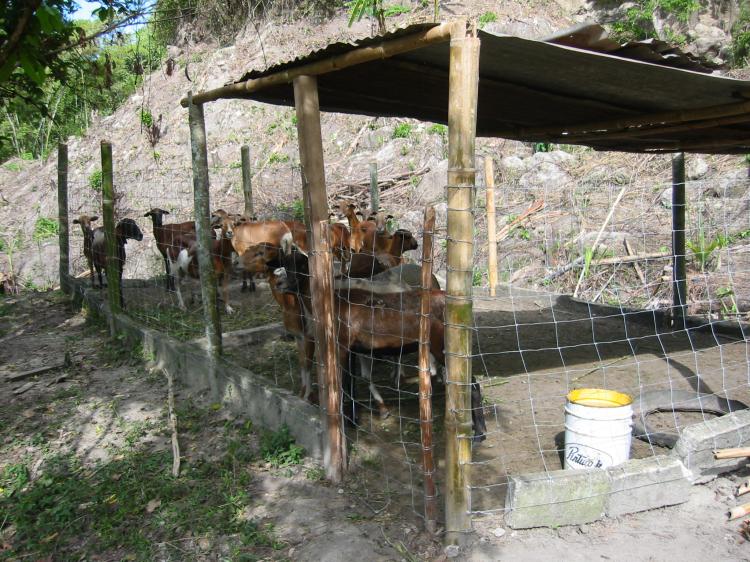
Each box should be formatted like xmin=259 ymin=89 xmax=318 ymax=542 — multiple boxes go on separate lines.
xmin=89 ymin=169 xmax=103 ymax=191
xmin=260 ymin=425 xmax=304 ymax=468
xmin=478 ymin=11 xmax=497 ymax=28
xmin=393 ymin=123 xmax=413 ymax=138
xmin=31 ymin=217 xmax=59 ymax=242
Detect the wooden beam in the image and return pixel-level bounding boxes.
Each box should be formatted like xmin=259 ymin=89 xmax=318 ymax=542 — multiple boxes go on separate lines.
xmin=419 ymin=205 xmax=437 ymax=534
xmin=484 ymin=157 xmax=498 ymax=297
xmin=187 ymin=94 xmax=223 ymax=374
xmin=293 ymin=74 xmax=345 ymax=483
xmin=180 ymin=23 xmax=453 ymax=106
xmin=444 ymin=20 xmax=480 ymax=547
xmin=241 ymin=145 xmax=254 ymax=217
xmin=57 ymin=143 xmax=70 ymax=293
xmin=100 ymin=141 xmax=121 ymax=323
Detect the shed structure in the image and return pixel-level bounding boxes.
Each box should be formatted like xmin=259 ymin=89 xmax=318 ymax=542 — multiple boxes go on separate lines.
xmin=180 ymin=20 xmax=750 ymax=545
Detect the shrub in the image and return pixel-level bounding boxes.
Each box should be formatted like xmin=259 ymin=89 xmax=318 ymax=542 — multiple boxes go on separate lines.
xmin=32 ymin=217 xmax=59 ymax=242
xmin=393 ymin=123 xmax=412 ymax=138
xmin=89 ymin=170 xmax=103 ymax=191
xmin=260 ymin=425 xmax=304 ymax=468
xmin=478 ymin=12 xmax=497 ymax=28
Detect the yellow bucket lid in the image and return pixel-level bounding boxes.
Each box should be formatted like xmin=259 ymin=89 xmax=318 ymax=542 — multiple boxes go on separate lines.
xmin=567 ymin=388 xmax=633 ymax=408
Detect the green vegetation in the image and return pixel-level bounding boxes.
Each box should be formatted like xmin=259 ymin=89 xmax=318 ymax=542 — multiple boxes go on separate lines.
xmin=393 ymin=123 xmax=413 ymax=138
xmin=732 ymin=5 xmax=750 ymax=66
xmin=260 ymin=425 xmax=304 ymax=469
xmin=32 ymin=217 xmax=59 ymax=242
xmin=533 ymin=142 xmax=551 ymax=153
xmin=383 ymin=4 xmax=410 ymax=17
xmin=478 ymin=11 xmax=498 ymax=29
xmin=139 ymin=109 xmax=154 ymax=128
xmin=277 ymin=198 xmax=305 ymax=222
xmin=687 ymin=231 xmax=729 ymax=272
xmin=89 ymin=169 xmax=103 ymax=191
xmin=268 ymin=152 xmax=290 ymax=164
xmin=610 ymin=0 xmax=699 ymax=42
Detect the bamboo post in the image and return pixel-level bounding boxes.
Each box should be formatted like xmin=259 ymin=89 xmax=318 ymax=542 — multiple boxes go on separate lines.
xmin=187 ymin=93 xmax=222 ymax=374
xmin=484 ymin=157 xmax=498 ymax=297
xmin=57 ymin=143 xmax=70 ymax=294
xmin=241 ymin=145 xmax=254 ymax=217
xmin=444 ymin=21 xmax=480 ymax=546
xmin=369 ymin=161 xmax=379 ymax=213
xmin=293 ymin=74 xmax=346 ymax=482
xmin=672 ymin=152 xmax=687 ymax=330
xmin=419 ymin=205 xmax=438 ymax=534
xmin=100 ymin=141 xmax=121 ymax=326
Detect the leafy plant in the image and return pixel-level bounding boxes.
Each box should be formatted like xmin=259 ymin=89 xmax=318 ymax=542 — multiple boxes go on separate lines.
xmin=686 ymin=231 xmax=728 ymax=272
xmin=32 ymin=217 xmax=59 ymax=242
xmin=383 ymin=4 xmax=410 ymax=17
xmin=732 ymin=5 xmax=750 ymax=66
xmin=260 ymin=425 xmax=305 ymax=468
xmin=610 ymin=0 xmax=699 ymax=41
xmin=478 ymin=12 xmax=497 ymax=29
xmin=716 ymin=286 xmax=739 ymax=317
xmin=393 ymin=123 xmax=412 ymax=138
xmin=139 ymin=109 xmax=153 ymax=128
xmin=268 ymin=152 xmax=289 ymax=164
xmin=472 ymin=269 xmax=484 ymax=287
xmin=347 ymin=0 xmax=386 ymax=33
xmin=89 ymin=169 xmax=103 ymax=191
xmin=533 ymin=142 xmax=551 ymax=153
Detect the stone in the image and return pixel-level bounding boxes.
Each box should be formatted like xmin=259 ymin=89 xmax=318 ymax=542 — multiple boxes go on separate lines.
xmin=505 ymin=468 xmax=610 ymax=529
xmin=605 ymin=456 xmax=691 ymax=517
xmin=519 ymin=162 xmax=571 ymax=190
xmin=686 ymin=157 xmax=709 ymax=180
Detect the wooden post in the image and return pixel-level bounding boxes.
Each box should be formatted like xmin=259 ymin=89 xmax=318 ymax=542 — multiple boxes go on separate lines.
xmin=187 ymin=93 xmax=222 ymax=370
xmin=369 ymin=161 xmax=379 ymax=213
xmin=444 ymin=21 xmax=479 ymax=546
xmin=57 ymin=143 xmax=70 ymax=293
xmin=241 ymin=145 xmax=254 ymax=217
xmin=293 ymin=74 xmax=346 ymax=482
xmin=672 ymin=152 xmax=687 ymax=330
xmin=100 ymin=141 xmax=121 ymax=325
xmin=484 ymin=158 xmax=498 ymax=297
xmin=419 ymin=205 xmax=438 ymax=534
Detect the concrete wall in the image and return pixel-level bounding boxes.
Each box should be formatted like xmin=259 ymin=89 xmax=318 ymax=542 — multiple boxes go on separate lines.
xmin=70 ymin=279 xmax=326 ymax=459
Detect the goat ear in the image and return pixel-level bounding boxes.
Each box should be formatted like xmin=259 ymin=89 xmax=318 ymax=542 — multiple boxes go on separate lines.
xmin=73 ymin=219 xmax=80 ymax=224
xmin=143 ymin=211 xmax=152 ymax=217
xmin=163 ymin=210 xmax=171 ymax=215
xmin=91 ymin=216 xmax=99 ymax=222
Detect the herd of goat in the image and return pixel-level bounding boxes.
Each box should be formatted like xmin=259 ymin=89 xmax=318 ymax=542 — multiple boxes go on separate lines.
xmin=72 ymin=202 xmax=486 ymax=442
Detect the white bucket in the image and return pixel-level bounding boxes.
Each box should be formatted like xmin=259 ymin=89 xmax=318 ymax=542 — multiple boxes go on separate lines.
xmin=564 ymin=388 xmax=633 ymax=470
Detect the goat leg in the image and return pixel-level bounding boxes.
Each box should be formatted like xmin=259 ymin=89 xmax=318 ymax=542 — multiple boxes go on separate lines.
xmin=470 ymin=376 xmax=487 ymax=444
xmin=221 ymin=272 xmax=234 ymax=314
xmin=358 ymin=354 xmax=390 ymax=419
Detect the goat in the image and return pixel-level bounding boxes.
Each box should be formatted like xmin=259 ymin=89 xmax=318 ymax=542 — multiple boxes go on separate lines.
xmin=234 ymin=242 xmax=316 ymax=400
xmin=72 ymin=214 xmax=99 ymax=287
xmin=166 ymin=215 xmax=236 ymax=314
xmin=143 ymin=208 xmax=196 ymax=291
xmin=277 ymin=243 xmax=487 ymax=440
xmin=91 ymin=218 xmax=143 ymax=308
xmin=212 ymin=209 xmax=257 ymax=292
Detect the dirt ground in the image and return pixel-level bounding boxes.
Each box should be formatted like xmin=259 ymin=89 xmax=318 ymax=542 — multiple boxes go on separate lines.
xmin=2 ymin=291 xmax=750 ymax=561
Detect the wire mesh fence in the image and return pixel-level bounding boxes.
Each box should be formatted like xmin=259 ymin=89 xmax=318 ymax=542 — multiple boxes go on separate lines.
xmin=61 ymin=144 xmax=750 ymax=531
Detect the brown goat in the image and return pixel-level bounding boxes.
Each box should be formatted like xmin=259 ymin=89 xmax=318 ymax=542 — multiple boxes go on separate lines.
xmin=144 ymin=208 xmax=196 ymax=291
xmin=72 ymin=214 xmax=99 ymax=287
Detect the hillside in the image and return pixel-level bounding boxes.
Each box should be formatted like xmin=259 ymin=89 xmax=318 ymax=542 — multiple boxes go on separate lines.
xmin=1 ymin=0 xmax=749 ymax=314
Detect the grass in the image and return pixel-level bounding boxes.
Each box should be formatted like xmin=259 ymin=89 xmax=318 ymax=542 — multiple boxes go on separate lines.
xmin=32 ymin=217 xmax=59 ymax=242
xmin=393 ymin=123 xmax=413 ymax=139
xmin=260 ymin=425 xmax=305 ymax=469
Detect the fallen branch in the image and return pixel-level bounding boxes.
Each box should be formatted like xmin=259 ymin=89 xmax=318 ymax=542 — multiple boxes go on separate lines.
xmin=624 ymin=239 xmax=646 ymax=285
xmin=542 ymin=252 xmax=671 ymax=283
xmin=714 ymin=447 xmax=750 ymax=459
xmin=164 ymin=367 xmax=181 ymax=478
xmin=496 ymin=199 xmax=545 ymax=241
xmin=738 ymin=479 xmax=750 ymax=497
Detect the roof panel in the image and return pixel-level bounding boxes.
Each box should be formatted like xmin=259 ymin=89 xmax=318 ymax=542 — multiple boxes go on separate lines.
xmin=201 ymin=23 xmax=750 ymax=153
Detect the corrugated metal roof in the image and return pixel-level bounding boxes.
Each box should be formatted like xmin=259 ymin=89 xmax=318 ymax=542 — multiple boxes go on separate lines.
xmin=218 ymin=23 xmax=750 ymax=154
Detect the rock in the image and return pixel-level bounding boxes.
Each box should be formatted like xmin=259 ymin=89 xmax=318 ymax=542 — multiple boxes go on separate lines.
xmin=500 ymin=156 xmax=527 ymax=174
xmin=687 ymin=22 xmax=729 ymax=60
xmin=519 ymin=161 xmax=571 ymax=189
xmin=167 ymin=45 xmax=182 ymax=59
xmin=444 ymin=544 xmax=461 ymax=558
xmin=687 ymin=157 xmax=709 ymax=180
xmin=528 ymin=150 xmax=575 ymax=167
xmin=492 ymin=527 xmax=506 ymax=538
xmin=415 ymin=159 xmax=449 ymax=203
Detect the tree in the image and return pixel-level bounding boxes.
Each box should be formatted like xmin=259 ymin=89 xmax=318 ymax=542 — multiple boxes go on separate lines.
xmin=0 ymin=1 xmax=149 ymax=111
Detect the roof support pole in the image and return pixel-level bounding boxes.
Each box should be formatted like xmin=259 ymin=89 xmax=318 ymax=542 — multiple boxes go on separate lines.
xmin=241 ymin=145 xmax=254 ymax=218
xmin=293 ymin=74 xmax=346 ymax=484
xmin=187 ymin=94 xmax=222 ymax=401
xmin=444 ymin=21 xmax=480 ymax=547
xmin=672 ymin=152 xmax=687 ymax=330
xmin=57 ymin=142 xmax=70 ymax=294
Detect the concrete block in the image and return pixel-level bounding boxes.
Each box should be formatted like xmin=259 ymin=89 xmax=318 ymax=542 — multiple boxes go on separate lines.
xmin=606 ymin=456 xmax=690 ymax=517
xmin=505 ymin=469 xmax=610 ymax=529
xmin=673 ymin=409 xmax=750 ymax=482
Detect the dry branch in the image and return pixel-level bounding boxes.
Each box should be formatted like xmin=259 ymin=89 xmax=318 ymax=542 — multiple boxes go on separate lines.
xmin=730 ymin=502 xmax=750 ymax=520
xmin=164 ymin=368 xmax=181 ymax=478
xmin=739 ymin=479 xmax=750 ymax=497
xmin=543 ymin=252 xmax=671 ymax=283
xmin=496 ymin=199 xmax=544 ymax=241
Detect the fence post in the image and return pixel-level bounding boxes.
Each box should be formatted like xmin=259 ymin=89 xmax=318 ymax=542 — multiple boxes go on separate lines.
xmin=672 ymin=152 xmax=687 ymax=329
xmin=444 ymin=21 xmax=480 ymax=546
xmin=57 ymin=143 xmax=70 ymax=293
xmin=369 ymin=161 xmax=379 ymax=213
xmin=293 ymin=74 xmax=346 ymax=483
xmin=100 ymin=141 xmax=121 ymax=328
xmin=187 ymin=93 xmax=223 ymax=370
xmin=241 ymin=145 xmax=254 ymax=218
xmin=484 ymin=157 xmax=498 ymax=297
xmin=419 ymin=205 xmax=438 ymax=534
